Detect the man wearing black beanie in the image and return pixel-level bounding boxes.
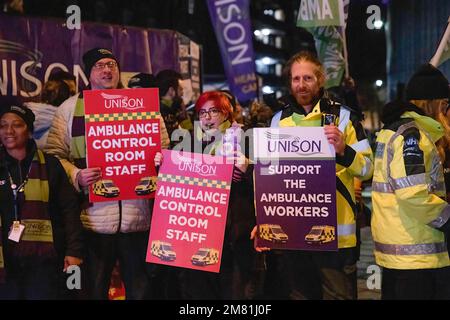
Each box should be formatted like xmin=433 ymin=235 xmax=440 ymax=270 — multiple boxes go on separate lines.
xmin=371 ymin=63 xmax=450 ymax=299
xmin=45 ymin=48 xmax=169 ymax=300
xmin=82 ymin=47 xmax=121 ymax=90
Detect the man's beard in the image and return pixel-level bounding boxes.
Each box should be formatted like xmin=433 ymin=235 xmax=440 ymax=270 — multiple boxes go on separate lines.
xmin=296 ymin=93 xmax=315 ymax=106
xmin=293 ymin=89 xmax=322 ymax=107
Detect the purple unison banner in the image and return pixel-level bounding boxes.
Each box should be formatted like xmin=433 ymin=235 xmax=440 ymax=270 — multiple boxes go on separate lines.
xmin=253 ymin=127 xmax=337 ymax=251
xmin=206 ymin=0 xmax=258 ymax=102
xmin=0 ymin=13 xmax=200 ymax=101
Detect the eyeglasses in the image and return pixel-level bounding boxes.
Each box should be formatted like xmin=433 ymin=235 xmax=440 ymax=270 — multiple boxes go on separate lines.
xmin=291 ymin=74 xmax=317 ymax=84
xmin=93 ymin=61 xmax=118 ymax=70
xmin=198 ymin=108 xmax=221 ymax=118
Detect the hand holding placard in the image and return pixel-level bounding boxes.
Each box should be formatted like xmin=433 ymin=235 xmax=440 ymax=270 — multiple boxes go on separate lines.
xmin=77 ymin=167 xmax=102 ymax=187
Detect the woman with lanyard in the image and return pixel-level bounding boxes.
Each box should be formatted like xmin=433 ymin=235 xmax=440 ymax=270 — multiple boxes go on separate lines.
xmin=154 ymin=91 xmax=258 ymax=299
xmin=0 ymin=104 xmax=83 ymax=299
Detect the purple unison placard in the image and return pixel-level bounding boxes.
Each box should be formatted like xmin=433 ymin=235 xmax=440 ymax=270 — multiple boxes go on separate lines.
xmin=253 ymin=127 xmax=337 ymax=251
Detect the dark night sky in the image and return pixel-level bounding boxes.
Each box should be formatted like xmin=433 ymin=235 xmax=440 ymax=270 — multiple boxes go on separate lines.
xmin=15 ymin=0 xmax=387 ymax=85
xmin=346 ymin=0 xmax=387 ymax=82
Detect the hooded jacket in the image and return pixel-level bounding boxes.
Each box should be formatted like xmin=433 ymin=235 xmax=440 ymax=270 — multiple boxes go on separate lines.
xmin=371 ymin=105 xmax=450 ymax=269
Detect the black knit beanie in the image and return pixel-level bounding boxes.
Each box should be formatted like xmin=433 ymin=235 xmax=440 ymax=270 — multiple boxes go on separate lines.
xmin=405 ymin=63 xmax=449 ymax=100
xmin=82 ymin=48 xmax=118 ymax=77
xmin=0 ymin=105 xmax=35 ymax=133
xmin=128 ymin=73 xmax=156 ymax=88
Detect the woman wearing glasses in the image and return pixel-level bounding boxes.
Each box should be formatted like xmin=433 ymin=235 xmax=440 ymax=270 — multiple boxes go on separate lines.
xmin=155 ymin=91 xmax=257 ymax=299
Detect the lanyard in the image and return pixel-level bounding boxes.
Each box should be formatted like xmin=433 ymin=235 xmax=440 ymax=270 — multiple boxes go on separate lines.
xmin=7 ymin=164 xmax=31 ymax=222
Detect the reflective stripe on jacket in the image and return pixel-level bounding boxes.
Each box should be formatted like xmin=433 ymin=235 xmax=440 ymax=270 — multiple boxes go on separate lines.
xmin=371 ymin=112 xmax=450 ymax=269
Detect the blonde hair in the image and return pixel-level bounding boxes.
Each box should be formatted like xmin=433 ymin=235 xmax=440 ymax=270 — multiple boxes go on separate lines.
xmin=410 ymin=99 xmax=450 ymax=162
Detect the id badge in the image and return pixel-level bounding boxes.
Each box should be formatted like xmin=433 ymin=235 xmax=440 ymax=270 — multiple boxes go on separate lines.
xmin=8 ymin=221 xmax=25 ymax=243
xmin=321 ymin=113 xmax=337 ymax=126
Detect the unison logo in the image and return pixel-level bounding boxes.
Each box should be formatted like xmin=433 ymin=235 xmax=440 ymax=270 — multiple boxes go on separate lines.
xmin=265 ymin=131 xmax=322 ymax=156
xmin=101 ymin=92 xmax=145 ymax=111
xmin=176 ymin=155 xmax=217 ymax=177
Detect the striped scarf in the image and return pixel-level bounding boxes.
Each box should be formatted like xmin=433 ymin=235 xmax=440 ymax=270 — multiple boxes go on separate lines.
xmin=71 ymin=98 xmax=91 ymax=209
xmin=71 ymin=97 xmax=87 ymax=170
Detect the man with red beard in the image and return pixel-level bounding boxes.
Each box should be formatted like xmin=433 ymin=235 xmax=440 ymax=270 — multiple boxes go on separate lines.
xmin=267 ymin=51 xmax=373 ymax=300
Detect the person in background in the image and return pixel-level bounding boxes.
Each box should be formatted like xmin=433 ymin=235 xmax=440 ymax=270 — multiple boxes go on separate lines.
xmin=128 ymin=72 xmax=170 ymax=158
xmin=0 ymin=103 xmax=83 ymax=299
xmin=249 ymin=101 xmax=273 ymax=128
xmin=25 ymin=71 xmax=76 ymax=149
xmin=371 ymin=98 xmax=450 ymax=300
xmin=127 ymin=73 xmax=157 ymax=89
xmin=156 ymin=69 xmax=193 ymax=142
xmin=405 ymin=63 xmax=450 ymax=256
xmin=327 ymin=76 xmax=363 ymax=119
xmin=48 ymin=70 xmax=77 ymax=97
xmin=219 ymin=90 xmax=245 ymax=126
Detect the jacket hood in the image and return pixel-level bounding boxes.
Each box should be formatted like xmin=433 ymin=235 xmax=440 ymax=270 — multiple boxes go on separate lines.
xmin=401 ymin=111 xmax=444 ymax=142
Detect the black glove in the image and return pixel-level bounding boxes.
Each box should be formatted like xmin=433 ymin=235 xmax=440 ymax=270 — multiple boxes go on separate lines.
xmin=440 ymin=218 xmax=450 ymax=255
xmin=437 ymin=216 xmax=450 ymax=234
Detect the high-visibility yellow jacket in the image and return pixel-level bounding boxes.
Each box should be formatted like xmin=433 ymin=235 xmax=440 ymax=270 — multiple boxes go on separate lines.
xmin=371 ymin=111 xmax=450 ymax=269
xmin=271 ymin=97 xmax=373 ymax=248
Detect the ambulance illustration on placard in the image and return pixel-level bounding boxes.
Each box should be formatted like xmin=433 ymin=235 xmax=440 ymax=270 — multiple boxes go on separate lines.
xmin=305 ymin=225 xmax=336 ymax=244
xmin=191 ymin=248 xmax=219 ymax=266
xmin=151 ymin=240 xmax=176 ymax=261
xmin=259 ymin=224 xmax=289 ymax=243
xmin=93 ymin=179 xmax=120 ymax=198
xmin=134 ymin=176 xmax=157 ymax=195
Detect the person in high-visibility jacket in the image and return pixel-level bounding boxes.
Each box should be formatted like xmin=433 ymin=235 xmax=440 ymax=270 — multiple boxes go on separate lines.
xmin=405 ymin=64 xmax=450 ymax=198
xmin=406 ymin=64 xmax=450 ymax=256
xmin=265 ymin=51 xmax=373 ymax=300
xmin=372 ymin=64 xmax=450 ymax=299
xmin=372 ymin=98 xmax=450 ymax=300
